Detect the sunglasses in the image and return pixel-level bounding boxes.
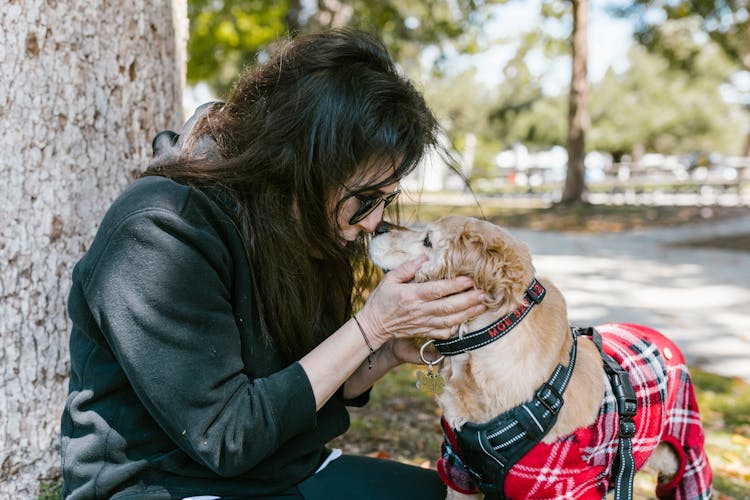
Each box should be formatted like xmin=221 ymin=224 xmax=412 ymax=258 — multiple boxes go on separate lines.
xmin=348 ymin=188 xmax=401 ymax=225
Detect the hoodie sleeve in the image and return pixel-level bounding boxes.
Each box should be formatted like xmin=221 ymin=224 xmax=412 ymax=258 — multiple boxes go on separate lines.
xmin=79 ymin=186 xmax=318 ymax=476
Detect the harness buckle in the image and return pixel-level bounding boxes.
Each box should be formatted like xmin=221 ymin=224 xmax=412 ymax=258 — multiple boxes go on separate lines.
xmin=535 ymin=382 xmax=563 ymax=415
xmin=611 ymin=373 xmax=637 ymax=417
xmin=619 ymin=415 xmax=636 ymax=438
xmin=464 ymin=464 xmax=503 ymax=500
xmin=603 ymin=356 xmax=637 ymax=418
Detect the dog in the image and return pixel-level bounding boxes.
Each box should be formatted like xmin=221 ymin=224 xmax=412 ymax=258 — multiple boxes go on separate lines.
xmin=369 ymin=216 xmax=712 ymax=500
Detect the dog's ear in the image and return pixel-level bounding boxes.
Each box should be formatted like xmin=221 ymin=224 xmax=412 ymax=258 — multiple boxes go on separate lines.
xmin=446 ymin=222 xmax=535 ymax=311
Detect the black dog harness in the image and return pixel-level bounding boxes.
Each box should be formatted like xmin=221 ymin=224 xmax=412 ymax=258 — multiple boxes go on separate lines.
xmin=578 ymin=326 xmax=639 ymax=500
xmin=435 ymin=279 xmax=638 ymax=500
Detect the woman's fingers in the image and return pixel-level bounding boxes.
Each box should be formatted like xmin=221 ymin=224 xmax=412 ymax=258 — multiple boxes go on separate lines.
xmin=384 ymin=288 xmax=487 ymax=339
xmin=422 ymin=287 xmax=485 ymax=316
xmin=413 ymin=299 xmax=487 ymax=337
xmin=385 ymin=257 xmax=427 ymax=283
xmin=382 ymin=259 xmax=476 ymax=302
xmin=360 ymin=270 xmax=487 ymax=344
xmin=388 ymin=338 xmax=423 ymax=364
xmin=409 ymin=276 xmax=476 ymax=301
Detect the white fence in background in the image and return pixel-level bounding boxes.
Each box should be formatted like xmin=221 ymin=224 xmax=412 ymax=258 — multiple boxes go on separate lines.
xmin=411 ymin=146 xmax=750 ymax=206
xmin=491 ymin=157 xmax=748 ymax=205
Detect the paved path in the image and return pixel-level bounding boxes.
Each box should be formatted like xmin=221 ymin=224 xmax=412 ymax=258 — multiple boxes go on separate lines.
xmin=508 ymin=215 xmax=750 ymax=382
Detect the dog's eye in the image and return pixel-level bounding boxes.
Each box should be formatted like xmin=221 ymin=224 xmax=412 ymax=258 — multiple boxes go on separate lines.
xmin=423 ymin=233 xmax=432 ymax=248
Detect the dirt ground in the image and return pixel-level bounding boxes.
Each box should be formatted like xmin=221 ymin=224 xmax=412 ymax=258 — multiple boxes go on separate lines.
xmin=409 ymin=201 xmax=750 ymax=250
xmin=493 ymin=203 xmax=750 ymax=252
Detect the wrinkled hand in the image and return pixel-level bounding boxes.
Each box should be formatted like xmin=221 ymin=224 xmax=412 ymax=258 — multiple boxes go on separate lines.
xmin=380 ymin=338 xmax=422 ymax=365
xmin=381 ymin=337 xmax=446 ymax=366
xmin=357 ymin=257 xmax=487 ymax=348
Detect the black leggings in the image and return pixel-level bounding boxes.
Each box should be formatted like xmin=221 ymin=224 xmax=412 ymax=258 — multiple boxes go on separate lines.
xmin=227 ymin=454 xmax=447 ymax=499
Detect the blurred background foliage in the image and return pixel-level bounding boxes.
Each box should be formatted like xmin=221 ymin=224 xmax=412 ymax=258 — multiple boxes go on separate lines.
xmin=185 ymin=0 xmax=750 ymax=181
xmin=187 ymin=0 xmax=508 ymax=93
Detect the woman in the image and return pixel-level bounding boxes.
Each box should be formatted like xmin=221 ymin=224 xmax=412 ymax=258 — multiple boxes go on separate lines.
xmin=61 ymin=29 xmax=486 ymax=499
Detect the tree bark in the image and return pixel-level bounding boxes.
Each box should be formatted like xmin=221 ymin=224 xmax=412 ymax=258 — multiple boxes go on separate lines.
xmin=561 ymin=0 xmax=590 ymax=204
xmin=0 ymin=1 xmax=186 ymax=496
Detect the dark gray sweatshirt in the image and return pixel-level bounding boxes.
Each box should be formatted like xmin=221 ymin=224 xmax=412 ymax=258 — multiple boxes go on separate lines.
xmin=61 ymin=176 xmax=361 ymax=499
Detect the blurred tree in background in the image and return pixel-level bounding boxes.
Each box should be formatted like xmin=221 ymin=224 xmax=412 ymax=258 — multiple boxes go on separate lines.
xmin=482 ymin=25 xmax=743 ymax=158
xmin=187 ymin=0 xmax=509 ymax=95
xmin=187 ymin=0 xmax=287 ymax=93
xmin=616 ymin=0 xmax=750 ymax=154
xmin=420 ymin=68 xmax=497 ymax=179
xmin=619 ymin=0 xmax=750 ymax=72
xmin=562 ymin=0 xmax=589 ymax=203
xmin=185 ymin=0 xmax=750 ymax=197
xmin=488 ymin=35 xmax=566 ymax=154
xmin=590 ymin=44 xmax=744 ymax=158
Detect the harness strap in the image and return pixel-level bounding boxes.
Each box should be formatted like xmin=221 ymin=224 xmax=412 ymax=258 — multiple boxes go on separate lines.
xmin=449 ymin=326 xmax=578 ymax=499
xmin=577 ymin=327 xmax=638 ymax=500
xmin=434 ymin=278 xmax=546 ymax=356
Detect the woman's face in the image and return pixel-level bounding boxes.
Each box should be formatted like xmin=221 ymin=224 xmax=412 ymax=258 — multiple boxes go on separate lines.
xmin=333 ymin=169 xmax=400 ymax=245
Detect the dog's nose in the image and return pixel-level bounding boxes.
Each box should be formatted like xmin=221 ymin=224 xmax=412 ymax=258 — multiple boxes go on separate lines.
xmin=374 ymin=221 xmax=394 ymax=236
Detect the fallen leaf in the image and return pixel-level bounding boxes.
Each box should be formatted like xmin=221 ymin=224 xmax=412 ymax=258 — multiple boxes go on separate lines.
xmin=731 ymin=433 xmax=750 ymax=446
xmin=722 ymin=451 xmax=741 ymax=463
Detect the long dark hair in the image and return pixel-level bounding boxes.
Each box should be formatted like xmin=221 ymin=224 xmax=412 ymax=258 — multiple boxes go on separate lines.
xmin=144 ymin=29 xmax=439 ymax=361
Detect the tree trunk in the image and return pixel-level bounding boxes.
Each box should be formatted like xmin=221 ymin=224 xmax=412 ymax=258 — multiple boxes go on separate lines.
xmin=561 ymin=0 xmax=590 ymax=204
xmin=286 ymin=0 xmax=304 ymax=33
xmin=744 ymin=23 xmax=750 ymax=156
xmin=743 ymin=123 xmax=750 ymax=157
xmin=314 ymin=0 xmax=354 ymax=29
xmin=0 ymin=1 xmax=186 ymax=496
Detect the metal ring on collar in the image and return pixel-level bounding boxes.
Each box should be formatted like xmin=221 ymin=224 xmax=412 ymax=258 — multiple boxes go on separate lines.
xmin=419 ymin=339 xmax=446 ymax=365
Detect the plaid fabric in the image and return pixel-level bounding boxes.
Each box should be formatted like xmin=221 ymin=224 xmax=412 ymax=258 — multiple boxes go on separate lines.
xmin=440 ymin=323 xmax=712 ymax=499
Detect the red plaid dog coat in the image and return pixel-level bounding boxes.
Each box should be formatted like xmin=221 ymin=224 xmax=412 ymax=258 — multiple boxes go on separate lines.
xmin=438 ymin=323 xmax=712 ymax=499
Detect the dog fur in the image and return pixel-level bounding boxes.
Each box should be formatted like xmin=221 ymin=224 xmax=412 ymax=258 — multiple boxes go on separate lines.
xmin=369 ymin=215 xmax=709 ymax=500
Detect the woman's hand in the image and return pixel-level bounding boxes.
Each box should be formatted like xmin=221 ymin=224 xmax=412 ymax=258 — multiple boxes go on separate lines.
xmin=377 ymin=337 xmax=444 ymax=366
xmin=377 ymin=337 xmax=421 ymax=366
xmin=356 ymin=258 xmax=487 ymax=348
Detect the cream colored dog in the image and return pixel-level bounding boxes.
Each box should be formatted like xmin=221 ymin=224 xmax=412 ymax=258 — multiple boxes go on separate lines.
xmin=369 ymin=216 xmax=710 ymax=500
